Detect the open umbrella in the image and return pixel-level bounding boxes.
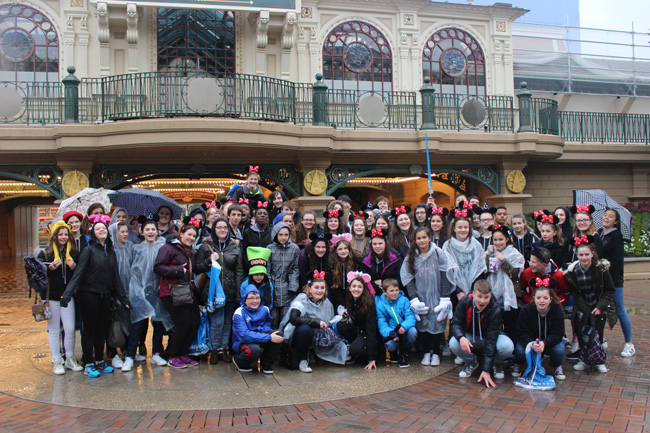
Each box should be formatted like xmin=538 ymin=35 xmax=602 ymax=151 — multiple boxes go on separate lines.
xmin=53 ymin=187 xmax=113 ymax=223
xmin=108 ymin=188 xmax=182 ymax=220
xmin=573 ymin=189 xmax=632 ymax=240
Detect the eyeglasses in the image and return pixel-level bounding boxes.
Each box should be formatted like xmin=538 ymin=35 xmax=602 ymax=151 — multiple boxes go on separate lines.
xmin=480 ymin=218 xmax=493 ymax=222
xmin=215 ymin=226 xmax=228 ymax=230
xmin=247 ymin=295 xmax=261 ymax=300
xmin=575 ymin=219 xmax=591 ymax=223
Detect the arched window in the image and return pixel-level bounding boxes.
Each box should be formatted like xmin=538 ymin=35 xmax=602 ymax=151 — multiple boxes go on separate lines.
xmin=157 ymin=9 xmax=236 ymax=76
xmin=0 ymin=4 xmax=59 ymax=82
xmin=322 ymin=21 xmax=392 ymax=92
xmin=422 ymin=28 xmax=485 ymax=96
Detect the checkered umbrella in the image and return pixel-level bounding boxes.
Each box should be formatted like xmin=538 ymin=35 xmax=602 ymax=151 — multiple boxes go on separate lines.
xmin=573 ymin=189 xmax=632 ymax=240
xmin=53 ymin=187 xmax=113 ymax=223
xmin=108 ymin=188 xmax=182 ymax=221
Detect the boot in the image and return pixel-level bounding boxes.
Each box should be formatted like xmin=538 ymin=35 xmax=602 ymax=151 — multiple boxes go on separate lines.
xmin=209 ymin=349 xmax=220 ymax=365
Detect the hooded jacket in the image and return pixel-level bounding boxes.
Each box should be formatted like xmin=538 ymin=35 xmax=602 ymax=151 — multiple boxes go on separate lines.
xmin=359 ymin=249 xmax=402 ymax=295
xmin=232 ymin=285 xmax=274 ymax=353
xmin=110 ymin=207 xmax=139 ymax=243
xmin=37 ymin=248 xmax=76 ymax=301
xmin=450 ymin=293 xmax=503 ymax=373
xmin=242 ymin=222 xmax=273 ymax=253
xmin=375 ymin=291 xmax=416 ymax=338
xmin=298 ymin=247 xmax=330 ymax=288
xmin=517 ymin=302 xmax=565 ymax=349
xmin=154 ymin=238 xmax=196 ymax=298
xmin=109 ymin=222 xmax=135 ymax=296
xmin=533 ymin=239 xmax=569 ymax=270
xmin=60 ymin=224 xmax=129 ymax=307
xmin=268 ymin=222 xmax=300 ymax=308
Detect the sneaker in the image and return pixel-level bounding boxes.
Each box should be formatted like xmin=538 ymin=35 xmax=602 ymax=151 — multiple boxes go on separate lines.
xmin=399 ymin=353 xmax=410 ymax=368
xmin=121 ymin=357 xmax=134 ymax=372
xmin=95 ymin=360 xmax=114 ymax=373
xmin=459 ymin=361 xmax=479 ymax=378
xmin=262 ymin=366 xmax=274 ymax=374
xmin=167 ymin=357 xmax=187 ymax=369
xmin=134 ymin=354 xmax=146 ymax=362
xmin=569 ymin=340 xmax=579 ymax=353
xmin=555 ymin=366 xmax=566 ymax=380
xmin=299 ymin=360 xmax=312 ymax=373
xmin=454 ymin=356 xmax=464 ymax=365
xmin=421 ymin=353 xmax=432 ymax=366
xmin=620 ymin=343 xmax=635 ymax=358
xmin=234 ymin=359 xmax=253 ymax=372
xmin=601 ymin=340 xmax=608 ymax=350
xmin=151 ymin=353 xmax=168 ymax=366
xmin=566 ymin=350 xmax=581 ymax=361
xmin=84 ymin=363 xmax=101 ymax=378
xmin=596 ymin=364 xmax=608 ymax=373
xmin=180 ymin=355 xmax=199 ymax=366
xmin=441 ymin=343 xmax=452 ymax=357
xmin=430 ymin=354 xmax=441 ymax=366
xmin=52 ymin=359 xmax=65 ymax=375
xmin=64 ymin=357 xmax=83 ymax=372
xmin=573 ymin=360 xmax=586 ymax=371
xmin=493 ymin=364 xmax=505 ymax=380
xmin=389 ymin=351 xmax=399 ymax=363
xmin=511 ymin=364 xmax=523 ymax=378
xmin=111 ymin=355 xmax=124 ymax=369
xmin=138 ymin=344 xmax=148 ymax=356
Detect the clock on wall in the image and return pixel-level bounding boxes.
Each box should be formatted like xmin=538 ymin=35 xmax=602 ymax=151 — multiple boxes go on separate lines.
xmin=62 ymin=170 xmax=89 ymax=197
xmin=441 ymin=47 xmax=467 ymax=77
xmin=506 ymin=170 xmax=526 ymax=193
xmin=0 ymin=28 xmax=35 ymax=62
xmin=303 ymin=169 xmax=328 ymax=195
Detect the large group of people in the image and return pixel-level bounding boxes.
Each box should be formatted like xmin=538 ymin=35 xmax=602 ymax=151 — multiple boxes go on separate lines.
xmin=37 ymin=166 xmax=635 ymax=388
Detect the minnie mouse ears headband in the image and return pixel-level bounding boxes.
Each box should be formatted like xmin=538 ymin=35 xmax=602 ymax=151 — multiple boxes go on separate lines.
xmin=571 ymin=204 xmax=595 ymax=215
xmin=88 ymin=214 xmax=111 ymax=227
xmin=201 ymin=201 xmax=222 ymax=211
xmin=245 ymin=165 xmax=260 ymax=174
xmin=487 ymin=224 xmax=510 ymax=237
xmin=312 ymin=270 xmax=326 ymax=280
xmin=182 ymin=216 xmax=203 ymax=229
xmin=535 ymin=213 xmax=560 ymax=224
xmin=309 ymin=231 xmax=333 ymax=243
xmin=481 ymin=202 xmax=497 ymax=215
xmin=430 ymin=206 xmax=449 ymax=217
xmin=323 ymin=209 xmax=340 ymax=219
xmin=449 ymin=201 xmax=481 ymax=220
xmin=528 ymin=277 xmax=558 ymax=290
xmin=390 ymin=205 xmax=412 ymax=218
xmin=331 ymin=233 xmax=352 ymax=245
xmin=349 ymin=211 xmax=366 ymax=222
xmin=346 ymin=271 xmax=376 ymax=295
xmin=366 ymin=228 xmax=386 ymax=239
xmin=533 ymin=209 xmax=551 ymax=219
xmin=137 ymin=214 xmax=160 ymax=225
xmin=571 ymin=235 xmax=595 ymax=246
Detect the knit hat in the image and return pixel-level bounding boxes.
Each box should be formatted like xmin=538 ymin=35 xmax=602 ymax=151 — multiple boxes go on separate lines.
xmin=247 ymin=246 xmax=271 ymax=276
xmin=49 ymin=220 xmax=74 ymax=264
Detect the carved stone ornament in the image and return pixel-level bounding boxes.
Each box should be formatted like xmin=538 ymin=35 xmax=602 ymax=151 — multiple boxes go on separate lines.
xmin=301 ymin=7 xmax=312 ymax=19
xmin=255 ymin=10 xmax=270 ymax=48
xmin=96 ymin=2 xmax=109 ymax=44
xmin=281 ymin=12 xmax=296 ymax=49
xmin=70 ymin=0 xmax=83 ymax=7
xmin=126 ymin=3 xmax=138 ymax=45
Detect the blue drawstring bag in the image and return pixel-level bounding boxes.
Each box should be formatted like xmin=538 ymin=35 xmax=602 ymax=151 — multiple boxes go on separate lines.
xmin=513 ymin=342 xmax=557 ymax=391
xmin=188 ymin=306 xmax=211 ymax=356
xmin=206 ymin=259 xmax=226 ymax=312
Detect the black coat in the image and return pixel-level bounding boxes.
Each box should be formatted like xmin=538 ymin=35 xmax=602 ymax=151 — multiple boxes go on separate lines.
xmin=37 ymin=249 xmax=76 ymax=301
xmin=599 ymin=229 xmax=624 ymax=287
xmin=346 ymin=297 xmax=378 ymax=361
xmin=534 ymin=239 xmax=569 ymax=269
xmin=359 ymin=250 xmax=403 ymax=296
xmin=195 ymin=237 xmax=244 ymax=304
xmin=517 ymin=302 xmax=565 ymax=349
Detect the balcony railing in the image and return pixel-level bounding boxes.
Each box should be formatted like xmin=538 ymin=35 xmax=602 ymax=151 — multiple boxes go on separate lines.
xmin=559 ymin=111 xmax=650 ymax=144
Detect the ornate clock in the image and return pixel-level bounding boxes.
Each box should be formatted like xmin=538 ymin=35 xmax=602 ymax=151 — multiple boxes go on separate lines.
xmin=303 ymin=169 xmax=328 ymax=195
xmin=0 ymin=28 xmax=34 ymax=62
xmin=62 ymin=170 xmax=89 ymax=197
xmin=441 ymin=48 xmax=467 ymax=77
xmin=506 ymin=170 xmax=526 ymax=193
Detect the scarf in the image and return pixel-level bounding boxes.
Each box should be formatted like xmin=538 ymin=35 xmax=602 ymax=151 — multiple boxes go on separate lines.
xmin=486 ymin=245 xmax=525 ymax=311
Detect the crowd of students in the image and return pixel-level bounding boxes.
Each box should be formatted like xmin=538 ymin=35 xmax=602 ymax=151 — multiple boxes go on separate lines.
xmin=38 ymin=167 xmax=634 ymax=387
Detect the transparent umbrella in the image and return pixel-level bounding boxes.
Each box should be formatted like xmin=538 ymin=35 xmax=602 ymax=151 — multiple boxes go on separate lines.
xmin=573 ymin=189 xmax=632 ymax=240
xmin=53 ymin=187 xmax=113 ymax=223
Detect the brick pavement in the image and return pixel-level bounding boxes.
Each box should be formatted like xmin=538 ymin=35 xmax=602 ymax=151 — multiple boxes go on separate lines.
xmin=1 ymin=266 xmax=648 ymax=432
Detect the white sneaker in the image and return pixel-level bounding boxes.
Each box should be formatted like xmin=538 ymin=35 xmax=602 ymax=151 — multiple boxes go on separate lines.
xmin=64 ymin=357 xmax=83 ymax=372
xmin=151 ymin=353 xmax=168 ymax=366
xmin=441 ymin=344 xmax=452 ymax=357
xmin=573 ymin=360 xmax=586 ymax=371
xmin=134 ymin=354 xmax=146 ymax=362
xmin=53 ymin=359 xmax=65 ymax=375
xmin=569 ymin=340 xmax=579 ymax=353
xmin=601 ymin=340 xmax=608 ymax=350
xmin=298 ymin=360 xmax=312 ymax=373
xmin=458 ymin=361 xmax=479 ymax=378
xmin=596 ymin=364 xmax=608 ymax=373
xmin=555 ymin=366 xmax=566 ymax=380
xmin=430 ymin=354 xmax=441 ymax=366
xmin=121 ymin=357 xmax=134 ymax=372
xmin=111 ymin=355 xmax=124 ymax=369
xmin=454 ymin=356 xmax=464 ymax=365
xmin=620 ymin=343 xmax=635 ymax=357
xmin=421 ymin=353 xmax=432 ymax=366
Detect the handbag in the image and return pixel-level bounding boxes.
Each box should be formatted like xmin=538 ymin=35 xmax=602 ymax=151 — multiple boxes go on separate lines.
xmin=32 ymin=281 xmax=52 ymax=322
xmin=166 ymin=260 xmax=194 ymax=307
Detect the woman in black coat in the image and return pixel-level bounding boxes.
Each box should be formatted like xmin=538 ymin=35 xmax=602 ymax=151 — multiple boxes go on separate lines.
xmin=358 ymin=229 xmax=402 ymax=296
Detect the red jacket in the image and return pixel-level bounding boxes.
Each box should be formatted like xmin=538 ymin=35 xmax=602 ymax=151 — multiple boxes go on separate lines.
xmin=520 ymin=267 xmax=569 ymax=305
xmin=154 ymin=240 xmax=196 ymax=298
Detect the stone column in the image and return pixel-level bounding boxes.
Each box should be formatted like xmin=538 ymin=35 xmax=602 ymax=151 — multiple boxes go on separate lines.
xmin=57 ymin=160 xmax=94 ymax=199
xmin=294 ymin=155 xmax=333 ymax=212
xmin=485 ymin=159 xmax=532 ymax=217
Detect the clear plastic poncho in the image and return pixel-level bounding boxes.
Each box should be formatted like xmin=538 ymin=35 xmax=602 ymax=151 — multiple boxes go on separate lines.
xmin=109 ymin=222 xmax=135 ymax=295
xmin=128 ymin=237 xmax=174 ymax=330
xmin=486 ymin=244 xmax=525 ymax=311
xmin=400 ymin=242 xmax=453 ymax=334
xmin=442 ymin=236 xmax=487 ymax=295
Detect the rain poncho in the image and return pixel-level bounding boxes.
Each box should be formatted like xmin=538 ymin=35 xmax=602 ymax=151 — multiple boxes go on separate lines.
xmin=128 ymin=237 xmax=173 ymax=330
xmin=513 ymin=342 xmax=557 ymax=391
xmin=442 ymin=237 xmax=487 ymax=295
xmin=486 ymin=245 xmax=525 ymax=311
xmin=400 ymin=242 xmax=454 ymax=334
xmin=278 ymin=292 xmax=347 ymax=365
xmin=109 ymin=222 xmax=135 ymax=296
xmin=110 ymin=207 xmax=138 ymax=243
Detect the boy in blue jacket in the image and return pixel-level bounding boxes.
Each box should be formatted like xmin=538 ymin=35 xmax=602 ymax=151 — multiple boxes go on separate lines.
xmin=232 ymin=285 xmax=284 ymax=373
xmin=375 ymin=278 xmax=417 ymax=367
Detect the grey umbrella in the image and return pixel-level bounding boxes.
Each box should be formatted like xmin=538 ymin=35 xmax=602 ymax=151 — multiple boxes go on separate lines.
xmin=108 ymin=188 xmax=183 ymax=220
xmin=573 ymin=189 xmax=632 ymax=240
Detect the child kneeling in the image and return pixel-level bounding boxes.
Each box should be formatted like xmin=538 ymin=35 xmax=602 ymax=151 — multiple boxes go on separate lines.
xmin=449 ymin=280 xmax=514 ymax=387
xmin=232 ymin=285 xmax=284 ymax=373
xmin=376 ymin=279 xmax=417 ymax=368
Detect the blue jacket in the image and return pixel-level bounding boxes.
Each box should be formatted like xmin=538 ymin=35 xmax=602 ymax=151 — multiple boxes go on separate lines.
xmin=232 ymin=285 xmax=274 ymax=353
xmin=375 ymin=291 xmax=416 ymax=338
xmin=240 ymin=277 xmax=274 ymax=308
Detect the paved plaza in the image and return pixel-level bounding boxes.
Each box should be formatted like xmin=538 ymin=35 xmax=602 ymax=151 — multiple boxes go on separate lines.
xmin=0 ymin=257 xmax=649 ymax=432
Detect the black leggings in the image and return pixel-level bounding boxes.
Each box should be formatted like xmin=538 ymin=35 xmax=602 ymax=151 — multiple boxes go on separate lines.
xmin=77 ymin=291 xmax=112 ymax=365
xmin=161 ymin=296 xmax=200 ymax=358
xmin=420 ymin=331 xmax=443 ymax=355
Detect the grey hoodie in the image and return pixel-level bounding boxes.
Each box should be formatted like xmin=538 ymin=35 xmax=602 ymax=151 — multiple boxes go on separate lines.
xmin=268 ymin=222 xmax=300 ymax=308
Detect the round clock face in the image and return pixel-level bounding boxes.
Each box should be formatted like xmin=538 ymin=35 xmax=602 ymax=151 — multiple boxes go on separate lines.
xmin=344 ymin=42 xmax=372 ymax=73
xmin=506 ymin=170 xmax=526 ymax=193
xmin=304 ymin=170 xmax=328 ymax=196
xmin=0 ymin=28 xmax=35 ymax=63
xmin=441 ymin=48 xmax=467 ymax=77
xmin=62 ymin=170 xmax=89 ymax=197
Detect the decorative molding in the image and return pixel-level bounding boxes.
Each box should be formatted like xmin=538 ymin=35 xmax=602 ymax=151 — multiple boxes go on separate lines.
xmin=126 ymin=3 xmax=138 ymax=45
xmin=281 ymin=11 xmax=296 ymax=50
xmin=301 ymin=7 xmax=312 ymax=18
xmin=254 ymin=10 xmax=270 ymax=48
xmin=96 ymin=2 xmax=109 ymax=44
xmin=403 ymin=14 xmax=414 ymax=26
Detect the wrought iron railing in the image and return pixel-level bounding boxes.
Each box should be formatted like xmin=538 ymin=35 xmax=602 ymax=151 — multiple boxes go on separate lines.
xmin=559 ymin=111 xmax=650 ymax=144
xmin=530 ymin=97 xmax=559 ymax=135
xmin=0 ymin=81 xmax=62 ymax=124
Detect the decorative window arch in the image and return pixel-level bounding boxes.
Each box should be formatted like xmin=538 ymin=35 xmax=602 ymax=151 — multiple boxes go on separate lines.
xmin=157 ymin=8 xmax=236 ymax=76
xmin=422 ymin=27 xmax=485 ymax=96
xmin=322 ymin=20 xmax=392 ymax=92
xmin=0 ymin=4 xmax=59 ymax=82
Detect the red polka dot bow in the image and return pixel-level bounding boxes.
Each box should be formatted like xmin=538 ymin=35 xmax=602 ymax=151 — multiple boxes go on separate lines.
xmin=454 ymin=209 xmax=468 ymax=218
xmin=205 ymin=201 xmax=217 ymax=208
xmin=238 ymin=198 xmax=249 ymax=204
xmin=328 ymin=210 xmax=340 ymax=218
xmin=313 ymin=270 xmax=326 ymax=279
xmin=541 ymin=215 xmax=554 ymax=223
xmin=432 ymin=207 xmax=444 ymax=214
xmin=225 ymin=198 xmax=235 ymax=203
xmin=394 ymin=206 xmax=407 ymax=215
xmin=573 ymin=235 xmax=590 ymax=246
xmin=535 ymin=277 xmax=550 ymax=287
xmin=187 ymin=218 xmax=201 ymax=228
xmin=492 ymin=224 xmax=502 ymax=230
xmin=371 ymin=228 xmax=384 ymax=238
xmin=575 ymin=205 xmax=590 ymax=213
xmin=257 ymin=201 xmax=268 ymax=208
xmin=534 ymin=210 xmax=546 ymax=218
xmin=352 ymin=212 xmax=365 ymax=219
xmin=248 ymin=165 xmax=259 ymax=173
xmin=462 ymin=202 xmax=473 ymax=210
xmin=89 ymin=214 xmax=111 ymax=226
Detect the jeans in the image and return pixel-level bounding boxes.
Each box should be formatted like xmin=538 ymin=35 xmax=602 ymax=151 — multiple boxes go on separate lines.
xmin=613 ymin=286 xmax=632 ymax=343
xmin=514 ymin=341 xmax=566 ymax=368
xmin=449 ymin=333 xmax=514 ymax=367
xmin=292 ymin=324 xmax=314 ymax=361
xmin=384 ymin=327 xmax=417 ymax=354
xmin=208 ymin=301 xmax=237 ymax=350
xmin=127 ymin=319 xmax=165 ymax=358
xmin=47 ymin=299 xmax=76 ymax=361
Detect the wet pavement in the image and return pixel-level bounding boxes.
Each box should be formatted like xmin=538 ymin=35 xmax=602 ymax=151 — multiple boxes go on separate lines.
xmin=0 ymin=257 xmax=649 ymax=432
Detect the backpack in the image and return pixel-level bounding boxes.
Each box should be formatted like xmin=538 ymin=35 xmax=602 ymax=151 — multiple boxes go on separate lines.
xmin=574 ymin=311 xmax=607 ymax=370
xmin=24 ymin=256 xmax=48 ymax=298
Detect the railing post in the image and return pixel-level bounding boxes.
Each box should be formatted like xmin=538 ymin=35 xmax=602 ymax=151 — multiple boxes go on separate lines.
xmin=62 ymin=66 xmax=80 ymax=123
xmin=419 ymin=76 xmax=436 ymax=130
xmin=312 ymin=73 xmax=328 ymax=126
xmin=517 ymin=82 xmax=533 ymax=133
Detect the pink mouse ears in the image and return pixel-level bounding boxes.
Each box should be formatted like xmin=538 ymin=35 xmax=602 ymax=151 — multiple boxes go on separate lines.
xmin=346 ymin=271 xmax=375 ymax=296
xmin=331 ymin=232 xmax=352 ymax=245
